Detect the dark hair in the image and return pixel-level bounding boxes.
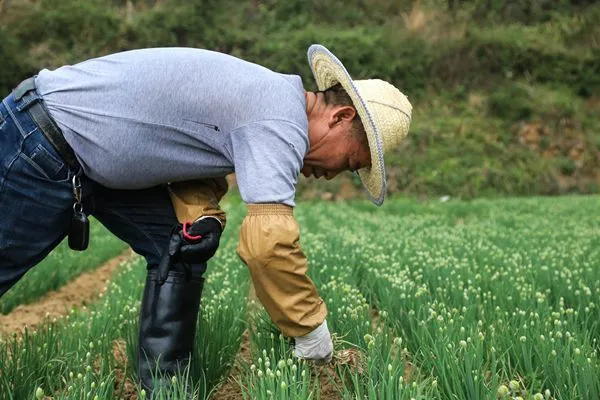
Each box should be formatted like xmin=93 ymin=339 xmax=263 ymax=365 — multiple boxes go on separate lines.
xmin=321 ymin=83 xmax=367 ymax=144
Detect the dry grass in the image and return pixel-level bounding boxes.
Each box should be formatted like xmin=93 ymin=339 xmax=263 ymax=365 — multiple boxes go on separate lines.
xmin=401 ymin=0 xmax=466 ymax=42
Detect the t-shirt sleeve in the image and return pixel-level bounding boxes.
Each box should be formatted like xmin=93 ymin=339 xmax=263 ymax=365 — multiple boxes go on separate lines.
xmin=230 ymin=120 xmax=308 ymax=206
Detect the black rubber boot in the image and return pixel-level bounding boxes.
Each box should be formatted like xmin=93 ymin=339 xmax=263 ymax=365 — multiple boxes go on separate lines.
xmin=137 ymin=269 xmax=203 ymax=398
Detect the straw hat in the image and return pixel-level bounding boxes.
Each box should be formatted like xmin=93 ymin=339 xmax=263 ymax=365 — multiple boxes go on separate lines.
xmin=307 ymin=44 xmax=412 ymax=205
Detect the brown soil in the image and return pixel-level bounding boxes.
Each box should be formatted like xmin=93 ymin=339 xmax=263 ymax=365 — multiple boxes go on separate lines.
xmin=0 ymin=249 xmax=134 ymax=336
xmin=212 ymin=328 xmax=348 ymax=400
xmin=210 ymin=302 xmax=418 ymax=399
xmin=211 ymin=330 xmax=250 ymax=400
xmin=213 ymin=287 xmax=345 ymax=400
xmin=318 ymin=352 xmax=352 ymax=400
xmin=112 ymin=338 xmax=139 ymax=400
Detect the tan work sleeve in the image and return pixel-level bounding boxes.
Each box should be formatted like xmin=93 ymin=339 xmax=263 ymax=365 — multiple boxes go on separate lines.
xmin=237 ymin=203 xmax=327 ymax=337
xmin=168 ymin=178 xmax=228 ymax=230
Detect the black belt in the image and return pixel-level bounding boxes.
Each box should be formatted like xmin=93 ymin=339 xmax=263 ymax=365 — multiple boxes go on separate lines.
xmin=13 ymin=77 xmax=80 ymax=170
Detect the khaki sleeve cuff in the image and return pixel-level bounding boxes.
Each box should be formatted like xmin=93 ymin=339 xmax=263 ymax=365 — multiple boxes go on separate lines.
xmin=247 ymin=203 xmax=293 ymax=216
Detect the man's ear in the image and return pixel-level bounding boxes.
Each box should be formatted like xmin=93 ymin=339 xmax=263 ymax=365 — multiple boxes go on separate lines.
xmin=329 ymin=106 xmax=356 ymax=127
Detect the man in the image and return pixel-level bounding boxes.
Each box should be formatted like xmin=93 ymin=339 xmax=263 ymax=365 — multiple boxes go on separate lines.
xmin=0 ymin=44 xmax=412 ymax=393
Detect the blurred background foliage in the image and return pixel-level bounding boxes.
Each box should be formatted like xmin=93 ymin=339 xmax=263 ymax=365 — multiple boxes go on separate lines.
xmin=0 ymin=0 xmax=598 ymax=200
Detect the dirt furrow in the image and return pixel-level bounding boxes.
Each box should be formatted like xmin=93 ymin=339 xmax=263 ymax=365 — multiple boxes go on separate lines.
xmin=0 ymin=248 xmax=134 ymax=336
xmin=212 ymin=283 xmax=343 ymax=400
xmin=211 ymin=330 xmax=250 ymax=399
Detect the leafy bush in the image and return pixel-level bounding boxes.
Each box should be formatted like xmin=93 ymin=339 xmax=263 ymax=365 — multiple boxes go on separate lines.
xmin=460 ymin=0 xmax=595 ymax=24
xmin=0 ymin=0 xmax=597 ymax=199
xmin=6 ymin=0 xmax=121 ymax=59
xmin=488 ymin=83 xmax=534 ymax=121
xmin=0 ymin=28 xmax=34 ymax=95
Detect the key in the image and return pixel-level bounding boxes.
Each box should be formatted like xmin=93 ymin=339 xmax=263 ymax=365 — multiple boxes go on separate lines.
xmin=68 ymin=206 xmax=89 ymax=251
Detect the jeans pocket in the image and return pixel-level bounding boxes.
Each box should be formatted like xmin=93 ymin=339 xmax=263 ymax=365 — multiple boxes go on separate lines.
xmin=20 ymin=144 xmax=69 ymax=182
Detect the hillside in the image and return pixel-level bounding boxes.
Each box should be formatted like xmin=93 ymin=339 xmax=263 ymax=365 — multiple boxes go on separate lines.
xmin=1 ymin=0 xmax=598 ymax=199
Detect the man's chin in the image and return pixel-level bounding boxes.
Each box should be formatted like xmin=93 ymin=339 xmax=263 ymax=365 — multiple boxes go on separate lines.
xmin=301 ymin=167 xmax=327 ymax=179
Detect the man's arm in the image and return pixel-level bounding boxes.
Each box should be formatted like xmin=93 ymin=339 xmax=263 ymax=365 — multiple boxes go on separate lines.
xmin=237 ymin=203 xmax=327 ymax=337
xmin=168 ymin=178 xmax=228 ymax=229
xmin=165 ymin=178 xmax=228 ymax=265
xmin=230 ymin=121 xmax=332 ymax=362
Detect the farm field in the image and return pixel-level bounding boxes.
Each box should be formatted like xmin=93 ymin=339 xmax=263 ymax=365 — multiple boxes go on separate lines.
xmin=0 ymin=220 xmax=128 ymax=315
xmin=0 ymin=195 xmax=599 ymax=399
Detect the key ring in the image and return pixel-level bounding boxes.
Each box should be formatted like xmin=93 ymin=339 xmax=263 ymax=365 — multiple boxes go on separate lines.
xmin=71 ymin=174 xmax=82 ymax=204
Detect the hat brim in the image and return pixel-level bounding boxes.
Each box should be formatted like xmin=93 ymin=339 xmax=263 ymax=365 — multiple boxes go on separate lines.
xmin=307 ymin=44 xmax=386 ymax=205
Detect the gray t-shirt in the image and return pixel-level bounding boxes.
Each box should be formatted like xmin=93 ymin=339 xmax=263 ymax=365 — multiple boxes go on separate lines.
xmin=36 ymin=47 xmax=309 ymax=206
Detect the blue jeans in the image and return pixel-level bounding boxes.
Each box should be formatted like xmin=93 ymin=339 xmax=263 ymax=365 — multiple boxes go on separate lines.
xmin=0 ymin=91 xmax=206 ymax=298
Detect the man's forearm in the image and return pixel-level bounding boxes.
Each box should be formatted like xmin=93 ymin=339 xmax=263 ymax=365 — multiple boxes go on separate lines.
xmin=237 ymin=203 xmax=327 ymax=337
xmin=168 ymin=178 xmax=228 ymax=229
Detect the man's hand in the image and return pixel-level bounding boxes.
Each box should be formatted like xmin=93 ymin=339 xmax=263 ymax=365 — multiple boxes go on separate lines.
xmin=293 ymin=320 xmax=333 ymax=365
xmin=179 ymin=217 xmax=222 ymax=264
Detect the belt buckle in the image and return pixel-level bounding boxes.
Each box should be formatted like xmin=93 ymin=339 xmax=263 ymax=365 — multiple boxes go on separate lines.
xmin=13 ymin=78 xmax=37 ymax=102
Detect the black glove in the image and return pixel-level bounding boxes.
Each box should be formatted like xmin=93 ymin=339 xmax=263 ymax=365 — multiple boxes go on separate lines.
xmin=179 ymin=217 xmax=222 ymax=264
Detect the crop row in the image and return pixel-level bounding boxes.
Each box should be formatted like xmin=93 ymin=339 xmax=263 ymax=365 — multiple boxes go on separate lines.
xmin=1 ymin=195 xmax=598 ymax=399
xmin=0 ymin=205 xmax=249 ymax=399
xmin=293 ymin=196 xmax=600 ymax=399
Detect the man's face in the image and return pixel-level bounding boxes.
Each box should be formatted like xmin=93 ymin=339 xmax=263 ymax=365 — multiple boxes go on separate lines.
xmin=302 ymin=100 xmax=371 ymax=180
